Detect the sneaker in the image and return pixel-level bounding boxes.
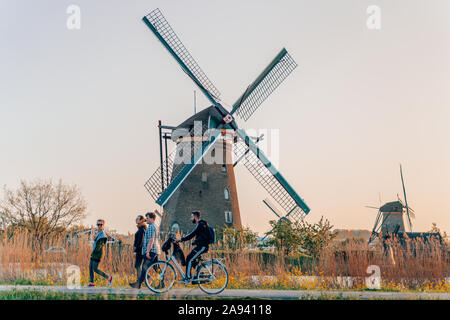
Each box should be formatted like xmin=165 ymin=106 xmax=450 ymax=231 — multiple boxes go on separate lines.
xmin=87 ymin=283 xmax=95 ymax=287
xmin=129 ymin=282 xmax=141 ymax=289
xmin=108 ymin=276 xmax=114 ymax=288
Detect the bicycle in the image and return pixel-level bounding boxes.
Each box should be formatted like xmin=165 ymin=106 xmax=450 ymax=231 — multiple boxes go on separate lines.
xmin=144 ymin=236 xmax=228 ymax=294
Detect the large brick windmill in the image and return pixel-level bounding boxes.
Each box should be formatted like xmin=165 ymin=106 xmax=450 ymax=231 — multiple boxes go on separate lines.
xmin=142 ymin=8 xmax=311 ymax=234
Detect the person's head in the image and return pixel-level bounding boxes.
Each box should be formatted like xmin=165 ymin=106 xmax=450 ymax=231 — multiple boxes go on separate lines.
xmin=145 ymin=212 xmax=156 ymax=224
xmin=96 ymin=219 xmax=105 ymax=231
xmin=190 ymin=211 xmax=201 ymax=224
xmin=136 ymin=215 xmax=145 ymax=226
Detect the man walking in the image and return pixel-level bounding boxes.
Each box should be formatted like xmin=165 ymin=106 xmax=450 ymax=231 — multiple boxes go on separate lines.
xmin=88 ymin=219 xmax=113 ymax=287
xmin=129 ymin=212 xmax=159 ymax=289
xmin=133 ymin=215 xmax=147 ymax=280
xmin=175 ymin=211 xmax=210 ymax=283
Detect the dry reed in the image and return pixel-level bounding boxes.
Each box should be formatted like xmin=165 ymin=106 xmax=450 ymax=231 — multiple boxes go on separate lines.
xmin=0 ymin=231 xmax=448 ymax=291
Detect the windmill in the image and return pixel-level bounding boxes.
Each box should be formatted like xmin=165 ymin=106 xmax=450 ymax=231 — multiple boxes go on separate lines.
xmin=367 ymin=164 xmax=415 ymax=244
xmin=142 ymin=8 xmax=311 ymax=234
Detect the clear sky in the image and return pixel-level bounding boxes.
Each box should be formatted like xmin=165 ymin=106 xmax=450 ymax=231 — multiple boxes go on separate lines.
xmin=1 ymin=0 xmax=449 ymax=235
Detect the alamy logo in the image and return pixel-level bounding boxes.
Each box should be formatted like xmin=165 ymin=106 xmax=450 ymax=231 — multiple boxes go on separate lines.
xmin=66 ymin=5 xmax=81 ymax=30
xmin=365 ymin=265 xmax=381 ymax=289
xmin=66 ymin=265 xmax=81 ymax=289
xmin=171 ymin=121 xmax=280 ymax=175
xmin=366 ymin=5 xmax=381 ymax=30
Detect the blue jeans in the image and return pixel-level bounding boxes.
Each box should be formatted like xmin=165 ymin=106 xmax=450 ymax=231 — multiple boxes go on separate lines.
xmin=89 ymin=259 xmax=108 ymax=283
xmin=185 ymin=246 xmax=208 ymax=278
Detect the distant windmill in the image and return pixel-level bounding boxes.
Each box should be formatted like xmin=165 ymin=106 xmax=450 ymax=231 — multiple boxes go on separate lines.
xmin=141 ymin=8 xmax=311 ymax=234
xmin=367 ymin=164 xmax=415 ymax=244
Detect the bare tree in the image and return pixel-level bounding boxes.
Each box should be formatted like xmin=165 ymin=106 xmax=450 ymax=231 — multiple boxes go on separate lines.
xmin=0 ymin=179 xmax=87 ymax=240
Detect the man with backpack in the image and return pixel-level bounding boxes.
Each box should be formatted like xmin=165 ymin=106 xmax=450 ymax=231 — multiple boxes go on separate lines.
xmin=175 ymin=210 xmax=214 ymax=283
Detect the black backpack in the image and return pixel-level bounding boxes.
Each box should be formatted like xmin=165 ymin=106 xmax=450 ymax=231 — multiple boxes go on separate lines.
xmin=207 ymin=226 xmax=215 ymax=245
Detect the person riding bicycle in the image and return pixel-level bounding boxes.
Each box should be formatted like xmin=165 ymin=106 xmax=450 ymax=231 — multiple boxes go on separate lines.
xmin=175 ymin=210 xmax=210 ymax=283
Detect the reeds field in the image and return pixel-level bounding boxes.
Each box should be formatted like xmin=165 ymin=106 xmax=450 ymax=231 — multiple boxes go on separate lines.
xmin=0 ymin=230 xmax=449 ymax=292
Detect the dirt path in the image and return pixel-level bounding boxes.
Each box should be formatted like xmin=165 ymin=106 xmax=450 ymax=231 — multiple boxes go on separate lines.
xmin=0 ymin=285 xmax=448 ymax=300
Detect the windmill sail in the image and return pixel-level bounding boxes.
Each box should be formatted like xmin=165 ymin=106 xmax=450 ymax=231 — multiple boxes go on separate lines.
xmin=368 ymin=208 xmax=385 ymax=244
xmin=142 ymin=8 xmax=311 ymax=223
xmin=232 ymin=48 xmax=297 ymax=121
xmin=263 ymin=198 xmax=283 ymax=218
xmin=233 ymin=129 xmax=310 ymax=223
xmin=400 ymin=164 xmax=413 ymax=232
xmin=142 ymin=8 xmax=220 ymax=105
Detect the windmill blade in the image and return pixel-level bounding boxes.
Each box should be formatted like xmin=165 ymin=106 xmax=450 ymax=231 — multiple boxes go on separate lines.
xmin=365 ymin=206 xmax=380 ymax=210
xmin=145 ymin=118 xmax=224 ymax=206
xmin=406 ymin=218 xmax=413 ymax=233
xmin=232 ymin=134 xmax=263 ymax=167
xmin=142 ymin=8 xmax=221 ymax=106
xmin=233 ymin=129 xmax=310 ymax=223
xmin=398 ymin=198 xmax=415 ymax=219
xmin=368 ymin=209 xmax=382 ymax=244
xmin=231 ymin=48 xmax=298 ymax=121
xmin=263 ymin=198 xmax=283 ymax=219
xmin=261 ymin=199 xmax=291 ymax=241
xmin=400 ymin=164 xmax=413 ymax=232
xmin=408 ymin=207 xmax=416 ymax=219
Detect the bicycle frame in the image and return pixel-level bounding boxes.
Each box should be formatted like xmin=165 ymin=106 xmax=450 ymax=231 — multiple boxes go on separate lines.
xmin=158 ymin=242 xmax=225 ymax=283
xmin=167 ymin=253 xmax=187 ymax=279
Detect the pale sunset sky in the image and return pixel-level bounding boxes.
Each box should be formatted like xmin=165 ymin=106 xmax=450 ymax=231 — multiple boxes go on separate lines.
xmin=1 ymin=0 xmax=449 ymax=235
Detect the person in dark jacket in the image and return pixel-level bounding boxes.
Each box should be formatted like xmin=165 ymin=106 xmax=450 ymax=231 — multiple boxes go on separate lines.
xmin=175 ymin=211 xmax=209 ymax=283
xmin=88 ymin=219 xmax=113 ymax=287
xmin=133 ymin=215 xmax=147 ymax=279
xmin=129 ymin=212 xmax=160 ymax=289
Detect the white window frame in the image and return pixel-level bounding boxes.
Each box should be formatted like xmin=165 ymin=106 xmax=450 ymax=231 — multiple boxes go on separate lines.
xmin=224 ymin=211 xmax=233 ymax=224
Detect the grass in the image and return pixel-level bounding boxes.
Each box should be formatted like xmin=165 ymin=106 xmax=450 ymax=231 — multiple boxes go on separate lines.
xmin=0 ymin=232 xmax=449 ymax=293
xmin=0 ymin=289 xmax=163 ymax=300
xmin=0 ymin=289 xmax=388 ymax=300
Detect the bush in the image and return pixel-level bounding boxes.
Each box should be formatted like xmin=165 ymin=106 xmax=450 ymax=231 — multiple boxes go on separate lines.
xmin=261 ymin=216 xmax=337 ymax=258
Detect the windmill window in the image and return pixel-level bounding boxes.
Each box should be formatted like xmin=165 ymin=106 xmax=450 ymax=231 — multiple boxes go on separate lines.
xmin=225 ymin=211 xmax=233 ymax=224
xmin=224 ymin=188 xmax=230 ymax=200
xmin=221 ymin=165 xmax=227 ymax=172
xmin=211 ymin=148 xmax=215 ymax=157
xmin=201 ymin=172 xmax=207 ymax=182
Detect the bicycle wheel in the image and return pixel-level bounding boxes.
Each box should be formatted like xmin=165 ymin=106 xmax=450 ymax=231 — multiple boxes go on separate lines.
xmin=195 ymin=260 xmax=228 ymax=294
xmin=145 ymin=261 xmax=176 ymax=293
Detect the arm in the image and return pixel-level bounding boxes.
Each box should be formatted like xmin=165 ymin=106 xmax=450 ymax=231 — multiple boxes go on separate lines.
xmin=133 ymin=232 xmax=138 ymax=253
xmin=146 ymin=238 xmax=154 ymax=256
xmin=181 ymin=224 xmax=199 ymax=242
xmin=134 ymin=229 xmax=144 ymax=253
xmin=146 ymin=226 xmax=156 ymax=258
